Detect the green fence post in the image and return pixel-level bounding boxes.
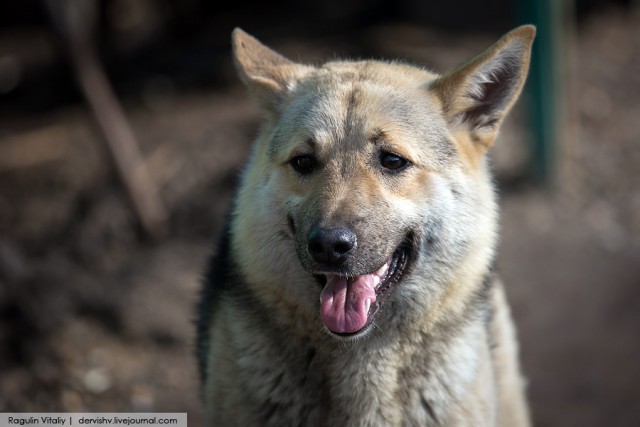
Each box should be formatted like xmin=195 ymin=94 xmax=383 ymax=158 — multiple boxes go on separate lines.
xmin=518 ymin=0 xmax=566 ymax=184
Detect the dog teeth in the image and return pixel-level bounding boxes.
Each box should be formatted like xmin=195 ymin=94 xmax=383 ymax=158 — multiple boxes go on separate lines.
xmin=373 ymin=275 xmax=381 ymax=287
xmin=376 ymin=262 xmax=390 ymax=280
xmin=365 ymin=298 xmax=371 ymax=314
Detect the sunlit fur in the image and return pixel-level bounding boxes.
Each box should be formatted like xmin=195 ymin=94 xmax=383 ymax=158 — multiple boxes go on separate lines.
xmin=199 ymin=26 xmax=535 ymax=426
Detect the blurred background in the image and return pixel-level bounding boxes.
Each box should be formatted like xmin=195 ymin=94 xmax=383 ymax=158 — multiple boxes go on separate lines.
xmin=0 ymin=0 xmax=639 ymax=425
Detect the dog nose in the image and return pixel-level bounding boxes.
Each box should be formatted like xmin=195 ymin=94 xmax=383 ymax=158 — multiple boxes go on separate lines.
xmin=307 ymin=227 xmax=357 ymax=265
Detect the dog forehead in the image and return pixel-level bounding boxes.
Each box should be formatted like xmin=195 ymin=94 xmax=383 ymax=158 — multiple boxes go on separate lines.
xmin=271 ymin=62 xmax=448 ymax=155
xmin=308 ymin=63 xmax=441 ymax=126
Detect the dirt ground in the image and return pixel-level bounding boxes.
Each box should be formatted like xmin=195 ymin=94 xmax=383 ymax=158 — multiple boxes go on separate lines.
xmin=1 ymin=7 xmax=639 ymax=427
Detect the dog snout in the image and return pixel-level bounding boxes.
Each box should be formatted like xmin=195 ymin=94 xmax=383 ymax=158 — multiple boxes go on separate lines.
xmin=307 ymin=227 xmax=357 ymax=266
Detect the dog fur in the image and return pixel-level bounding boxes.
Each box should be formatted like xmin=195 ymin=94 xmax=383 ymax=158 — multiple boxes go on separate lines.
xmin=197 ymin=25 xmax=535 ymax=426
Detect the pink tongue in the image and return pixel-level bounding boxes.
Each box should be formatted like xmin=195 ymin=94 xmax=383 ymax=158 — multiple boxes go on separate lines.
xmin=320 ymin=274 xmax=377 ymax=334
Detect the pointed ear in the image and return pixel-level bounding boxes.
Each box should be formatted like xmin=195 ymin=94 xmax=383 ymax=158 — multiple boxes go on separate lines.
xmin=430 ymin=25 xmax=535 ymax=147
xmin=232 ymin=28 xmax=314 ymax=114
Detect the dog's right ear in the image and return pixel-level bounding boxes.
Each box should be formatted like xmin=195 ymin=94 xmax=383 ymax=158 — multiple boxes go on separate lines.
xmin=232 ymin=28 xmax=314 ymax=115
xmin=430 ymin=25 xmax=535 ymax=148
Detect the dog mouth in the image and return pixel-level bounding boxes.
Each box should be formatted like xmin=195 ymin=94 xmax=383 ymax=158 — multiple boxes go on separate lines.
xmin=314 ymin=240 xmax=411 ymax=336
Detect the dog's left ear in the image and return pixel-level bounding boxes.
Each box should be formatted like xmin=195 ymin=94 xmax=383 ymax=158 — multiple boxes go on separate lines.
xmin=232 ymin=28 xmax=314 ymax=116
xmin=431 ymin=25 xmax=536 ymax=147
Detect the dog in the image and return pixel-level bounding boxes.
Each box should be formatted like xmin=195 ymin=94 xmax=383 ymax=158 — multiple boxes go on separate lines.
xmin=197 ymin=25 xmax=535 ymax=426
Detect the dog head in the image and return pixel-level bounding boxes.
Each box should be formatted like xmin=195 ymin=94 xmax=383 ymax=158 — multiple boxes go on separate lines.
xmin=230 ymin=27 xmax=535 ymax=338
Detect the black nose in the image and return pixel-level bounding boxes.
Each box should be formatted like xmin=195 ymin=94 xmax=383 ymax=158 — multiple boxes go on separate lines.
xmin=307 ymin=227 xmax=357 ymax=265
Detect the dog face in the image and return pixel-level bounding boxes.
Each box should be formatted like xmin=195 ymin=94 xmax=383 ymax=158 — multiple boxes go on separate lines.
xmin=272 ymin=65 xmax=453 ymax=274
xmin=230 ymin=27 xmax=534 ymax=338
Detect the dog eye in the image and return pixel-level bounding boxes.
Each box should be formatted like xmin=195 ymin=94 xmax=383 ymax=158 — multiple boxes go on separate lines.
xmin=380 ymin=151 xmax=409 ymax=171
xmin=290 ymin=155 xmax=317 ymax=174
